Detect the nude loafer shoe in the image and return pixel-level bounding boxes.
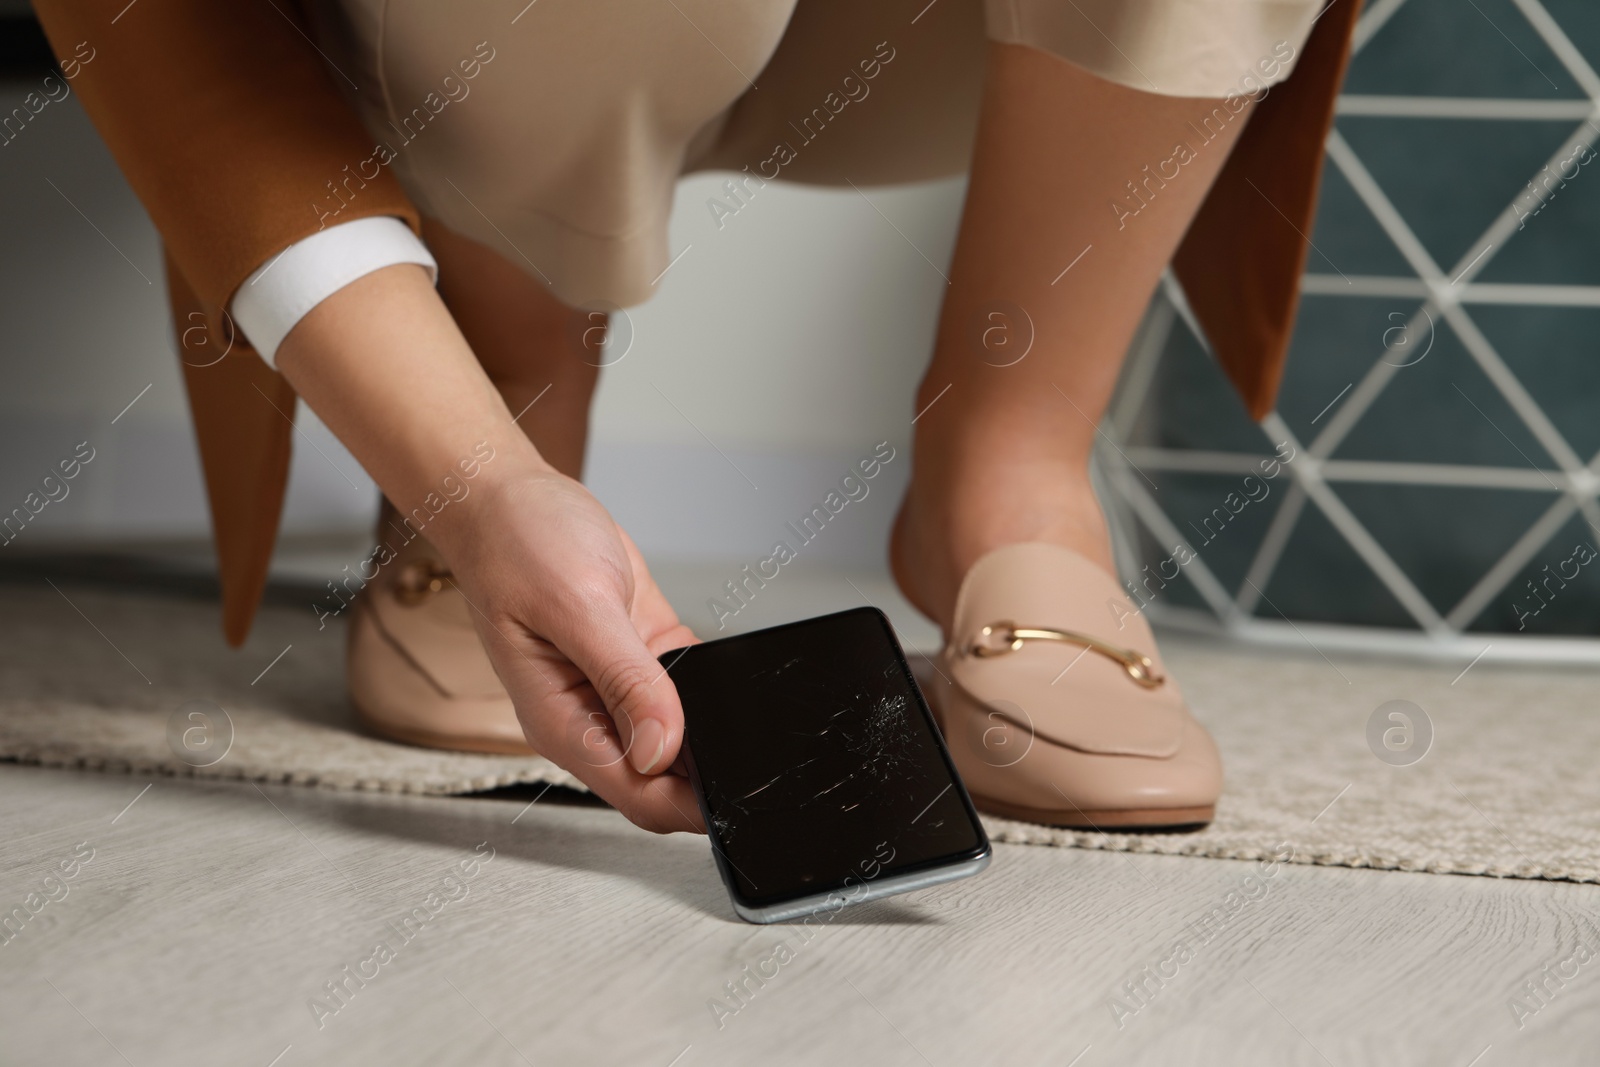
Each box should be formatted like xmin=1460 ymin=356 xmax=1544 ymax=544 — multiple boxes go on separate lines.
xmin=928 ymin=542 xmax=1220 ymax=829
xmin=346 ymin=530 xmax=536 ymax=756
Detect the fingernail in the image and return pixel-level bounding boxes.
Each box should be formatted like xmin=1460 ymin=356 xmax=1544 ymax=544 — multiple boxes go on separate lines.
xmin=630 ymin=718 xmax=666 ymax=774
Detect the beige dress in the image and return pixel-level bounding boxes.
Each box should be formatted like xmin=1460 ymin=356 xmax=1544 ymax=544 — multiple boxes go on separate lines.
xmin=308 ymin=0 xmax=1325 ymax=309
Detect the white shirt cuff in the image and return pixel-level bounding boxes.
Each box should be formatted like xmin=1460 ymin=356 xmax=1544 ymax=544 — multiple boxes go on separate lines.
xmin=230 ymin=216 xmax=438 ymax=366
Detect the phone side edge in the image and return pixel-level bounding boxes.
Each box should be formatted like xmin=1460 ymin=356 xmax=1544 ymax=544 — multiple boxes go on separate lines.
xmin=732 ymin=845 xmax=994 ymax=925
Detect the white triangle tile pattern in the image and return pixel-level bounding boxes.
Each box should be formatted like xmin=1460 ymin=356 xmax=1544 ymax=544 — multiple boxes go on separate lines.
xmin=1102 ymin=0 xmax=1600 ymax=664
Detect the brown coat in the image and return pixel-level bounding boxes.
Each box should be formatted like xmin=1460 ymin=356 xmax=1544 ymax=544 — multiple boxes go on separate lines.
xmin=32 ymin=0 xmax=1361 ymax=646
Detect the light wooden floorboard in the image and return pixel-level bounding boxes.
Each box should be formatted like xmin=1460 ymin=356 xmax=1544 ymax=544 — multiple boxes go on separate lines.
xmin=1 ymin=764 xmax=1596 ymax=1066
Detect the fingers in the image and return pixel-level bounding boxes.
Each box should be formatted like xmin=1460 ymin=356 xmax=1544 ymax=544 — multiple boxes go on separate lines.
xmin=545 ymin=687 xmax=707 ymax=834
xmin=551 ymin=598 xmax=687 ymax=777
xmin=616 ymin=769 xmax=707 ymax=835
xmin=486 ymin=639 xmax=704 ymax=834
xmin=444 ymin=474 xmax=706 ymax=833
xmin=561 ymin=707 xmax=706 ymax=834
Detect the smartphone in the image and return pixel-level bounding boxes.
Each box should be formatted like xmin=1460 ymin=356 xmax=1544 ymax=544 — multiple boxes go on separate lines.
xmin=660 ymin=607 xmax=992 ymax=924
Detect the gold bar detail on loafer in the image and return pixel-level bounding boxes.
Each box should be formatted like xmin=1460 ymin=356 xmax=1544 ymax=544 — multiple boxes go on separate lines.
xmin=967 ymin=621 xmax=1166 ymax=689
xmin=393 ymin=560 xmax=453 ymax=605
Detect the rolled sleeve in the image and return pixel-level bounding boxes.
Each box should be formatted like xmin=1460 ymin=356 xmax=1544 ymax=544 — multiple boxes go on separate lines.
xmin=230 ymin=216 xmax=438 ymax=366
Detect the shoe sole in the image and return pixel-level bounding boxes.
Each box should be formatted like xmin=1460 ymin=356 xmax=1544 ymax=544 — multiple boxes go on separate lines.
xmin=968 ymin=790 xmax=1213 ymax=831
xmin=352 ymin=700 xmax=540 ymax=757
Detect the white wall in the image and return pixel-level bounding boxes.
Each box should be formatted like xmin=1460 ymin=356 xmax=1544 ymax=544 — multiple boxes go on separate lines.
xmin=0 ymin=79 xmax=967 ymax=568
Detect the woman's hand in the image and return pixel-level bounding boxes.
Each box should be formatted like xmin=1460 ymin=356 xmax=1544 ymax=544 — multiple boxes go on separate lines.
xmin=275 ymin=262 xmax=703 ymax=833
xmin=440 ymin=461 xmax=705 ymax=833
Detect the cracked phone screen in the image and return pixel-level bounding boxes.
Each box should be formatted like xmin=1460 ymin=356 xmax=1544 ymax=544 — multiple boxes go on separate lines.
xmin=665 ymin=608 xmax=985 ymax=907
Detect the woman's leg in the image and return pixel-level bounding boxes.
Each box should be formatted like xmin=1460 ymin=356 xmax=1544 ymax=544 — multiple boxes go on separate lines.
xmin=422 ymin=219 xmax=600 ymax=480
xmin=892 ymin=43 xmax=1253 ymax=629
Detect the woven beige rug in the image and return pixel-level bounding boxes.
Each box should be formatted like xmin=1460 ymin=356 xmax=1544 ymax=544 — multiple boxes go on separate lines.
xmin=4 ymin=582 xmax=1597 ymax=883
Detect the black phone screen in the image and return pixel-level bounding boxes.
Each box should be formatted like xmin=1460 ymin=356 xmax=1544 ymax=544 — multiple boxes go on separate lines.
xmin=662 ymin=607 xmax=988 ymax=910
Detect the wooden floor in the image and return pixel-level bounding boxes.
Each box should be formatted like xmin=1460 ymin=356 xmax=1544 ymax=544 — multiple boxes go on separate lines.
xmin=1 ymin=764 xmax=1596 ymax=1066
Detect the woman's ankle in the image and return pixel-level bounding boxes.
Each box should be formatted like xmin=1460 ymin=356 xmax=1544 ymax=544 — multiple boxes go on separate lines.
xmin=890 ymin=450 xmax=1116 ymax=631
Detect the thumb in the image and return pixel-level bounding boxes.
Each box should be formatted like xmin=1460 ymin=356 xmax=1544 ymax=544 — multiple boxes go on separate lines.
xmin=555 ymin=603 xmax=685 ymax=776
